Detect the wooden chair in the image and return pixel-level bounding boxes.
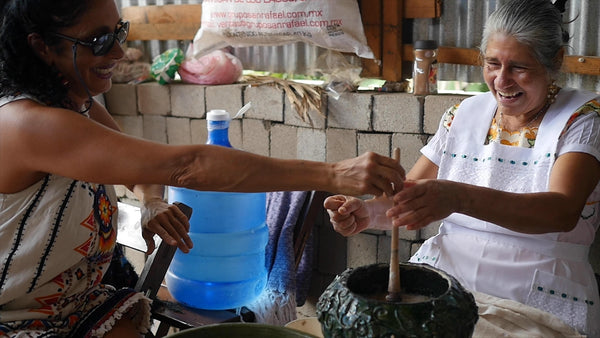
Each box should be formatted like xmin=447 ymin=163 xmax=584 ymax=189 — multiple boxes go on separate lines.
xmin=116 ymin=191 xmax=327 ymax=337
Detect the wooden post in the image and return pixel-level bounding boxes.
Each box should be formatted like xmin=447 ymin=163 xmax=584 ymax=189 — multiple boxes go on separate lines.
xmin=381 ymin=0 xmax=404 ymax=82
xmin=360 ymin=0 xmax=383 ymax=78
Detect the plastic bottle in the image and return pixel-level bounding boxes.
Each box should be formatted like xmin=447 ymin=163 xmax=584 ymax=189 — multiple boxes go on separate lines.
xmin=165 ymin=109 xmax=268 ymax=310
xmin=412 ymin=40 xmax=438 ymax=95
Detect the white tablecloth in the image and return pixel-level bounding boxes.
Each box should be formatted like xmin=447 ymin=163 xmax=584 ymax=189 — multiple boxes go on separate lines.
xmin=473 ymin=291 xmax=584 ymax=337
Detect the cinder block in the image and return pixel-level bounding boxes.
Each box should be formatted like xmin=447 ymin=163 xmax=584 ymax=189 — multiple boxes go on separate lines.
xmin=113 ymin=115 xmax=143 ymax=138
xmin=137 ymin=82 xmax=170 ymax=116
xmin=166 ymin=117 xmax=192 ymax=145
xmin=284 ymin=92 xmax=327 ymax=129
xmin=420 ymin=221 xmax=441 ymax=240
xmin=171 ymin=84 xmax=205 ymax=118
xmin=392 ymin=133 xmax=429 ymax=170
xmin=398 ymin=226 xmax=420 ymax=241
xmin=297 ymin=127 xmax=326 ymax=162
xmin=423 ymin=94 xmax=469 ymax=134
xmin=105 ymin=83 xmax=137 ymax=116
xmin=326 ymin=128 xmax=357 ymax=163
xmin=358 ymin=133 xmax=391 ymax=157
xmin=377 ymin=234 xmax=391 ymax=263
xmin=347 ymin=233 xmax=378 ymax=268
xmin=398 ymin=239 xmax=414 ymax=262
xmin=143 ymin=115 xmax=167 ymax=143
xmin=373 ymin=93 xmax=421 ymax=133
xmin=383 ymin=226 xmax=420 ymax=242
xmin=327 ymin=92 xmax=372 ymax=131
xmin=242 ymin=118 xmax=270 ymax=156
xmin=271 ymin=124 xmax=297 ymax=159
xmin=410 ymin=242 xmax=423 ymax=257
xmin=244 ymin=85 xmax=284 ymax=122
xmin=229 ymin=119 xmax=243 ymax=149
xmin=190 ymin=119 xmax=208 ymax=145
xmin=205 ymin=84 xmax=245 ymax=117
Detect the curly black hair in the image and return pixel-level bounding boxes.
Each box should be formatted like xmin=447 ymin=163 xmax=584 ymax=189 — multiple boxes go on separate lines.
xmin=0 ymin=0 xmax=91 ymax=107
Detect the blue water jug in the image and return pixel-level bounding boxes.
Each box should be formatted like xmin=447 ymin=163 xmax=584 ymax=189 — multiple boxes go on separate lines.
xmin=165 ymin=109 xmax=268 ymax=310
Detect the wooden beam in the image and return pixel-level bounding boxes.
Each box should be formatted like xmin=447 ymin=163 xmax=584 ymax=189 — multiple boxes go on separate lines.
xmin=360 ymin=0 xmax=383 ymax=78
xmin=402 ymin=45 xmax=481 ymax=66
xmin=403 ymin=45 xmax=600 ymax=75
xmin=404 ymin=0 xmax=441 ymax=18
xmin=562 ymin=55 xmax=600 ymax=76
xmin=382 ymin=0 xmax=404 ymax=81
xmin=123 ymin=4 xmax=202 ymax=41
xmin=127 ymin=23 xmax=199 ymax=41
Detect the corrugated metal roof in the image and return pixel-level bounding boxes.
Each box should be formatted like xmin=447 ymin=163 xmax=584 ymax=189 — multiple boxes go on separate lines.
xmin=117 ymin=0 xmax=599 ymax=91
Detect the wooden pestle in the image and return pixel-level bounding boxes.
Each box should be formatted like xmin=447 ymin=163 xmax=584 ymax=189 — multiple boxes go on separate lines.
xmin=386 ymin=147 xmax=402 ymax=302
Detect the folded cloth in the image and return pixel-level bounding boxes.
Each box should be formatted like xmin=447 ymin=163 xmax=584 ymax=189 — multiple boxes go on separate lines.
xmin=473 ymin=291 xmax=584 ymax=337
xmin=247 ymin=191 xmax=313 ymax=326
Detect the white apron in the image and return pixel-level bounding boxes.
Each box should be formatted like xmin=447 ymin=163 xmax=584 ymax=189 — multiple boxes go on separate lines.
xmin=410 ymin=88 xmax=600 ymax=336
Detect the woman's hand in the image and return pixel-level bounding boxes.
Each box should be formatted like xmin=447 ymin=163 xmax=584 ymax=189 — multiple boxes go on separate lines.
xmin=324 ymin=195 xmax=371 ymax=236
xmin=386 ymin=179 xmax=459 ymax=230
xmin=331 ymin=152 xmax=406 ymax=197
xmin=140 ymin=199 xmax=194 ymax=255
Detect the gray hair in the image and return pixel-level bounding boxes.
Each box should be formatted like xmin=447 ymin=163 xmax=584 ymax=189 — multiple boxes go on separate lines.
xmin=480 ymin=0 xmax=568 ymax=77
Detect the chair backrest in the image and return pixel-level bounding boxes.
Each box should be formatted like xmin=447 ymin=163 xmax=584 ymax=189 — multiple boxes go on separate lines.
xmin=293 ymin=191 xmax=327 ymax=270
xmin=133 ymin=202 xmax=192 ymax=299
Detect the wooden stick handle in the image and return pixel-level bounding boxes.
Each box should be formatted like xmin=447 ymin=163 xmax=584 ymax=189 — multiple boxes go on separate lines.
xmin=387 ymin=148 xmax=402 ymax=300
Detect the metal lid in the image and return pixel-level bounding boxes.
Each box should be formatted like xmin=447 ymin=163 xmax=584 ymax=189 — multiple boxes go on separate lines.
xmin=414 ymin=40 xmax=438 ymax=50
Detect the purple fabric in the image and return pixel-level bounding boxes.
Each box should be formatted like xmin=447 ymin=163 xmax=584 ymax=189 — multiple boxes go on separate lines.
xmin=265 ymin=191 xmax=314 ymax=306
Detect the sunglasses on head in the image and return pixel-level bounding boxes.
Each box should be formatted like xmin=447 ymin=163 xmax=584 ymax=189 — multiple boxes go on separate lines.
xmin=49 ymin=20 xmax=129 ymax=56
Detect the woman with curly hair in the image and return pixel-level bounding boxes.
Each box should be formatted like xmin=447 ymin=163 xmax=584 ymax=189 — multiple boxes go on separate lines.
xmin=0 ymin=0 xmax=405 ymax=336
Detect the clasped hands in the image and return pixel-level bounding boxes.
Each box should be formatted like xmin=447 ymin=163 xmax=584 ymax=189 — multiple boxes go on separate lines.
xmin=325 ymin=178 xmax=457 ymax=237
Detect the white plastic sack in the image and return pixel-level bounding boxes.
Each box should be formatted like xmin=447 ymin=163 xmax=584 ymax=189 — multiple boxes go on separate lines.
xmin=193 ymin=0 xmax=374 ymax=59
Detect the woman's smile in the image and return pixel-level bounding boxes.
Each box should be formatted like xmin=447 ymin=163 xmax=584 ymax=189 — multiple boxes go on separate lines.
xmin=92 ymin=63 xmax=117 ymax=80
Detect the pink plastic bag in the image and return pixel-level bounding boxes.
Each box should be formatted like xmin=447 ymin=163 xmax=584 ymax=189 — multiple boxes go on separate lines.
xmin=178 ymin=47 xmax=243 ymax=85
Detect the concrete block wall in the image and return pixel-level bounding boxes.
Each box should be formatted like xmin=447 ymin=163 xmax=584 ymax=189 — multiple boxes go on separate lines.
xmin=106 ymin=81 xmax=467 ymax=295
xmin=105 ymin=81 xmax=600 ymax=298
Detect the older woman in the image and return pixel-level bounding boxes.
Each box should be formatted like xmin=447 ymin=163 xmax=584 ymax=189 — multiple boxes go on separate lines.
xmin=0 ymin=0 xmax=405 ymax=336
xmin=325 ymin=0 xmax=600 ymax=335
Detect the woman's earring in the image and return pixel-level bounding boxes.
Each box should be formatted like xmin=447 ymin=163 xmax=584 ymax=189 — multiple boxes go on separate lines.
xmin=58 ymin=73 xmax=70 ymax=88
xmin=547 ymin=81 xmax=558 ymax=104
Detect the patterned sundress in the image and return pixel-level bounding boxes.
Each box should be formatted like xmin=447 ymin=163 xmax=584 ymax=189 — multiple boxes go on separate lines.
xmin=0 ymin=96 xmax=150 ymax=337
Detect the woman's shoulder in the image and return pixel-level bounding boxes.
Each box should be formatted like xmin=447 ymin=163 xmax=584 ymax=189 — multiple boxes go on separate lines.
xmin=0 ymin=94 xmax=38 ymax=107
xmin=441 ymin=104 xmax=460 ymax=131
xmin=560 ymin=98 xmax=600 ymax=137
xmin=440 ymin=93 xmax=491 ymax=131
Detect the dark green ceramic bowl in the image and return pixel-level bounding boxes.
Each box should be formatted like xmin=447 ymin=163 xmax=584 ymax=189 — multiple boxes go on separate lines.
xmin=166 ymin=323 xmax=319 ymax=337
xmin=316 ymin=263 xmax=478 ymax=338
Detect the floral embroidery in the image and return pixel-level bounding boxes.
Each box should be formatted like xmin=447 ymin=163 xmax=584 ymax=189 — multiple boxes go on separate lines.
xmin=442 ymin=99 xmax=600 ymax=148
xmin=442 ymin=104 xmax=459 ymax=130
xmin=93 ymin=185 xmax=116 ymax=254
xmin=559 ymin=99 xmax=600 ymax=137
